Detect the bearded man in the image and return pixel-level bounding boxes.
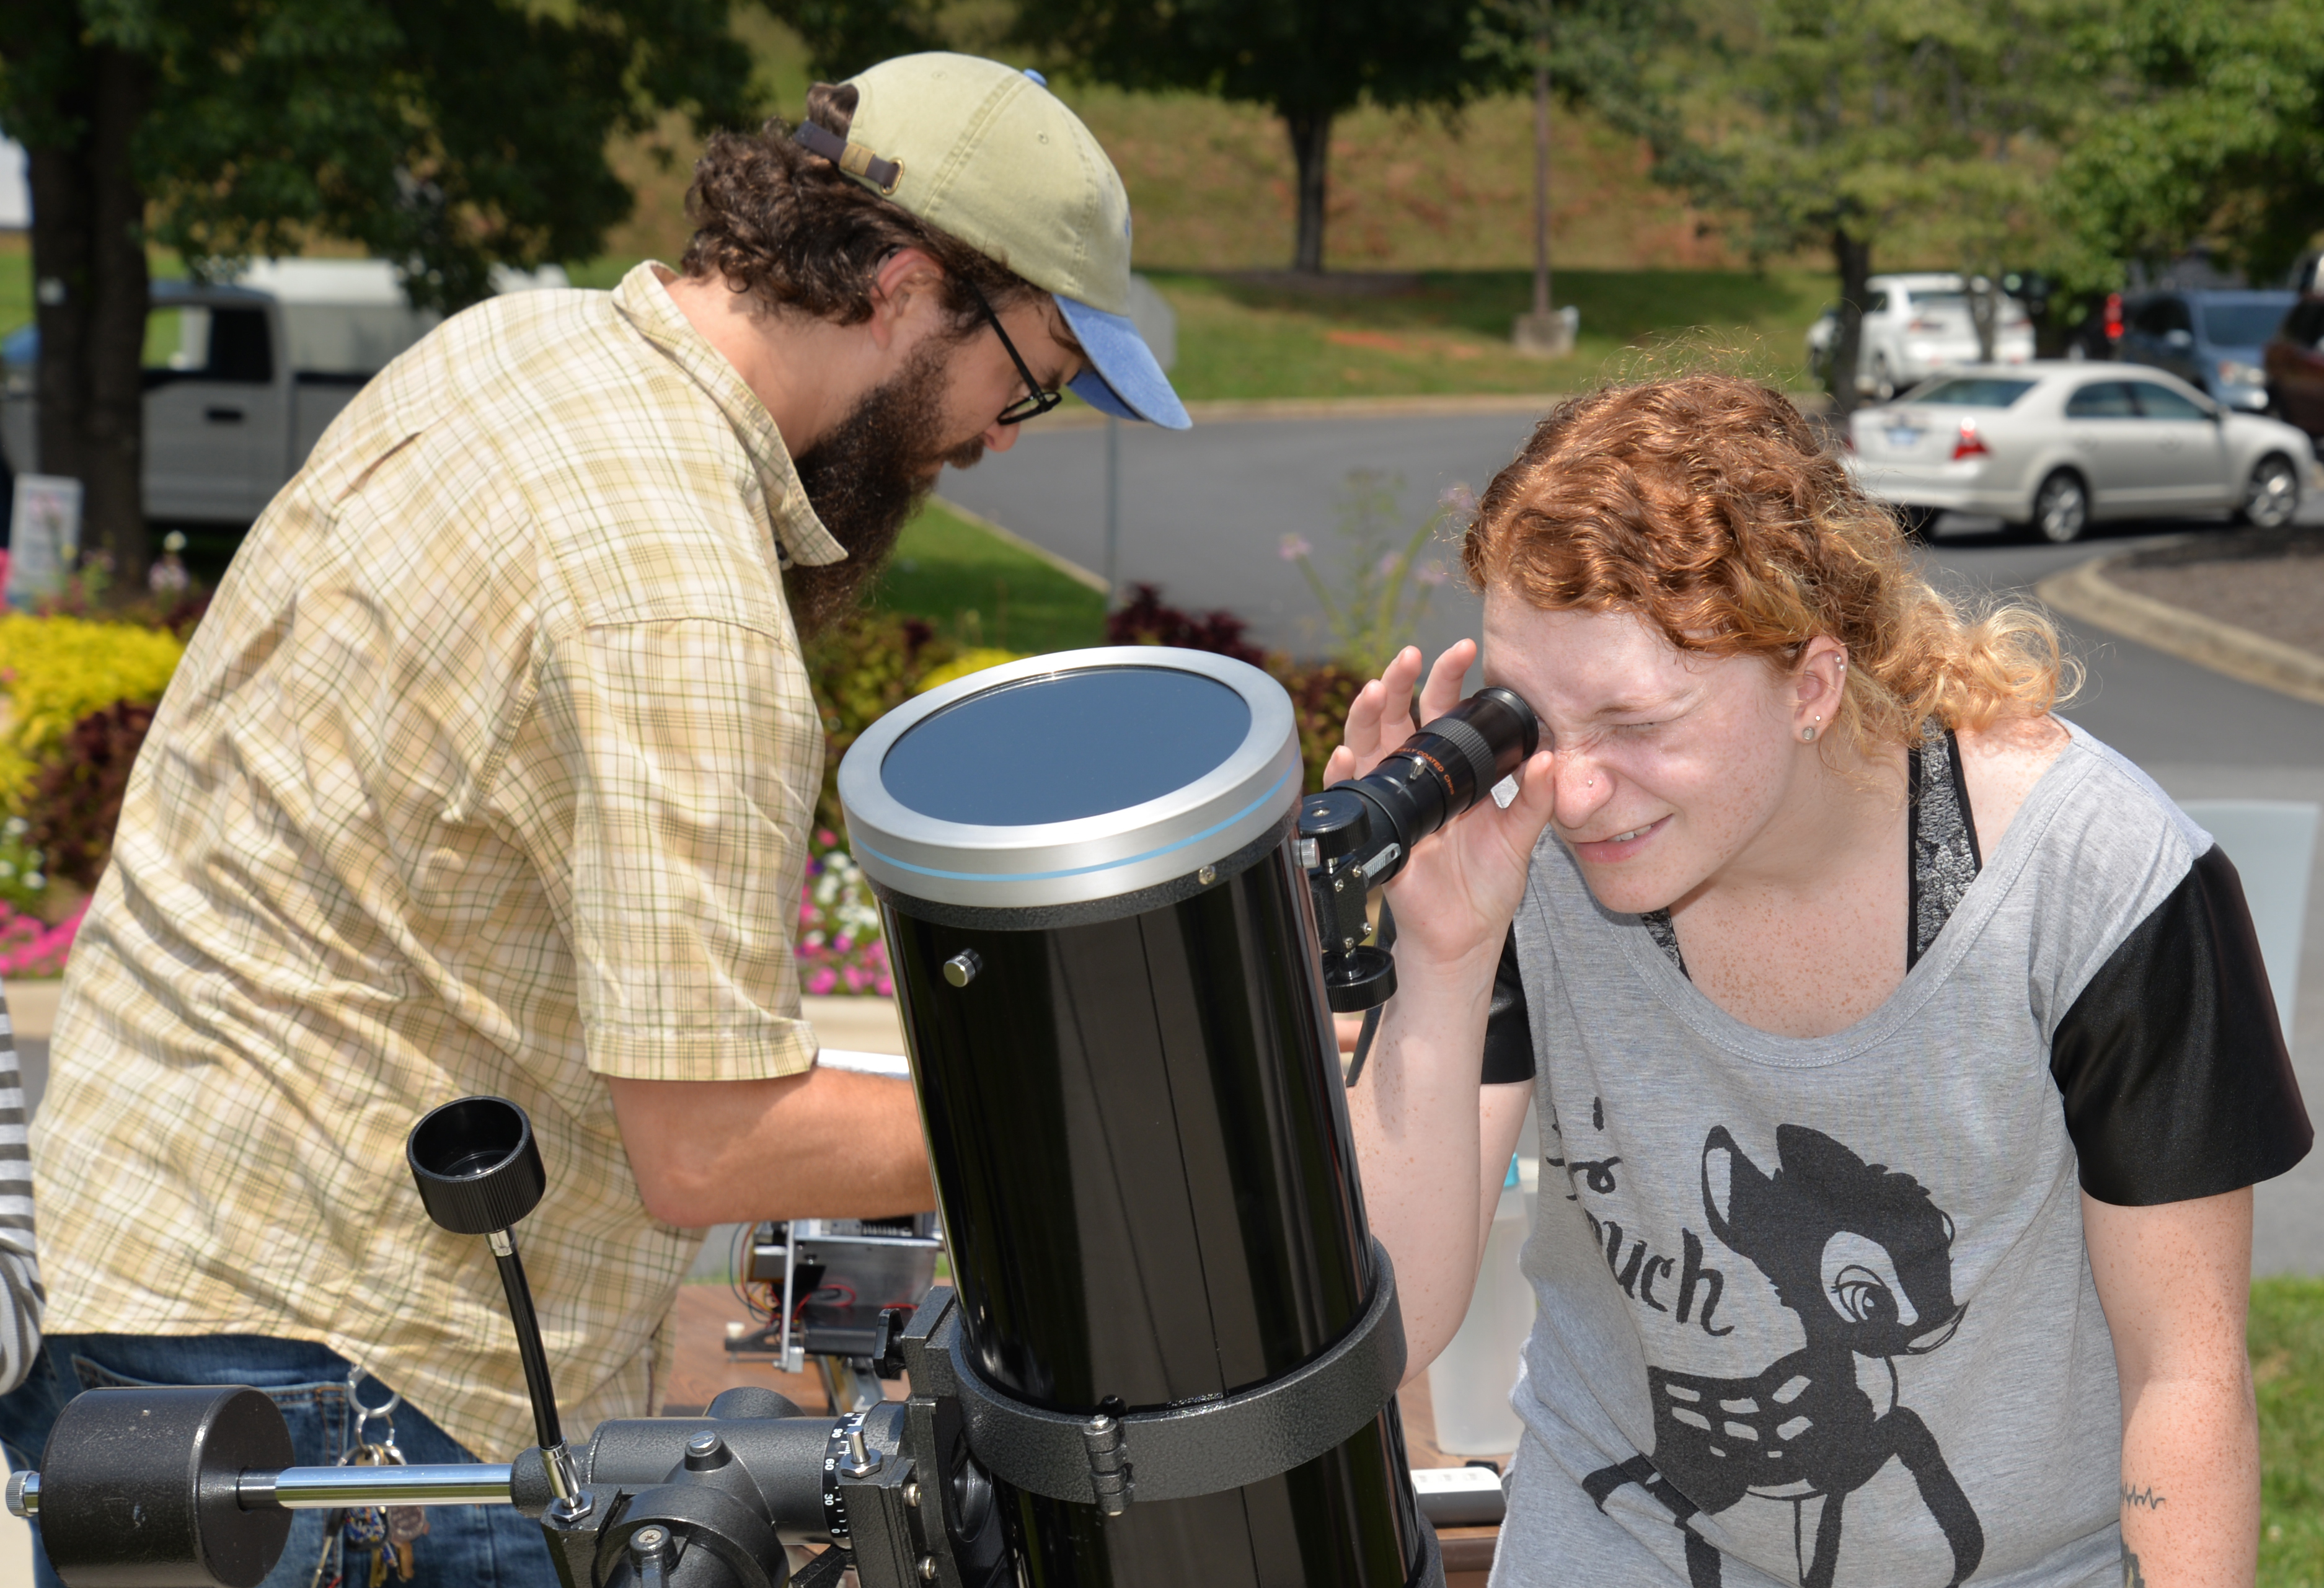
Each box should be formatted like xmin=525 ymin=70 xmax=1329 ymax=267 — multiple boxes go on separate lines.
xmin=0 ymin=53 xmax=1187 ymax=1588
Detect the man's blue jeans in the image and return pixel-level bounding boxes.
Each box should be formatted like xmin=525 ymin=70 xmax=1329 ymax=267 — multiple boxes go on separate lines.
xmin=0 ymin=1333 xmax=558 ymax=1587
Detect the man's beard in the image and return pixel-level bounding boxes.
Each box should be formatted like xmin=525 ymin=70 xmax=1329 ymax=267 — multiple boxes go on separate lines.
xmin=785 ymin=338 xmax=987 ymax=635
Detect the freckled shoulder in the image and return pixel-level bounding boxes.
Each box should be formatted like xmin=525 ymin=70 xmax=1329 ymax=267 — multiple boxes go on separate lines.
xmin=1956 ymin=712 xmax=2072 ymax=855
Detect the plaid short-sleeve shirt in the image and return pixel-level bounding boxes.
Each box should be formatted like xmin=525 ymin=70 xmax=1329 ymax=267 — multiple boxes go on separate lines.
xmin=33 ymin=263 xmax=847 ymax=1462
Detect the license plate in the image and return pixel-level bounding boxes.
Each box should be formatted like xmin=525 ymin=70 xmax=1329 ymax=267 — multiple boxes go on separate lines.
xmin=1886 ymin=427 xmax=1922 ymax=447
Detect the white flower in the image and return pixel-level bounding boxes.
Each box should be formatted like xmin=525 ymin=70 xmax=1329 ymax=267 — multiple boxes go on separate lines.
xmin=23 ymin=873 xmax=43 ymax=891
xmin=2 ymin=819 xmax=24 ymax=838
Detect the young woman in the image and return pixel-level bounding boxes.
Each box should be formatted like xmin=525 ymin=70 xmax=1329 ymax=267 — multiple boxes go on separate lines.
xmin=1341 ymin=376 xmax=2309 ymax=1587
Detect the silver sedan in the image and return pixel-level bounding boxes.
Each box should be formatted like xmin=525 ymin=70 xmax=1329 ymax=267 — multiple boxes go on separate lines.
xmin=1845 ymin=362 xmax=2315 ymax=543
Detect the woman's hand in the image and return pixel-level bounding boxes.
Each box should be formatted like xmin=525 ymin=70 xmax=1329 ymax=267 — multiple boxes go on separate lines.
xmin=1325 ymin=640 xmax=1557 ymax=974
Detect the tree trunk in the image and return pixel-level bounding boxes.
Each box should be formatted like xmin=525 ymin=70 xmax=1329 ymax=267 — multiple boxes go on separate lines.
xmin=28 ymin=141 xmax=92 ymax=489
xmin=21 ymin=39 xmax=151 ymax=586
xmin=85 ymin=47 xmax=152 ymax=585
xmin=1285 ymin=110 xmax=1332 ymax=275
xmin=1532 ymin=57 xmax=1551 ymax=319
xmin=1831 ymin=226 xmax=1873 ymax=419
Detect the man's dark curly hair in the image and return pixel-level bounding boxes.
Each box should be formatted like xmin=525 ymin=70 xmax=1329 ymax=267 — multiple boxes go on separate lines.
xmin=681 ymin=82 xmax=1042 ymax=332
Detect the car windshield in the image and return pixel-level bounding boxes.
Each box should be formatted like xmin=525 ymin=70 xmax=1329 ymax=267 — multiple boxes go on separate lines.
xmin=1907 ymin=291 xmax=1969 ymax=312
xmin=2200 ymin=301 xmax=2294 ymax=347
xmin=1906 ymin=377 xmax=2036 ymax=408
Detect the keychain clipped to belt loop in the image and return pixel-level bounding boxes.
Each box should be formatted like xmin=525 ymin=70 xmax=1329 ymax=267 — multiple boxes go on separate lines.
xmin=345 ymin=1365 xmax=430 ymax=1583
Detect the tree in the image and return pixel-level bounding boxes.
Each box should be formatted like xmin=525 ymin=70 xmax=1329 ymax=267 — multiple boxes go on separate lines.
xmin=1010 ymin=0 xmax=1487 ymax=273
xmin=0 ymin=1 xmax=758 ymax=581
xmin=1675 ymin=0 xmax=2085 ymax=413
xmin=763 ymin=0 xmax=946 ymax=82
xmin=2052 ymin=0 xmax=2324 ymax=291
xmin=1470 ymin=0 xmax=1692 ymax=342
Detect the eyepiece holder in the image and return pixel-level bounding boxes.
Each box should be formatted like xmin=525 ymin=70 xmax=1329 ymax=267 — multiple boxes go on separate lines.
xmin=1301 ymin=687 xmax=1539 ymax=1019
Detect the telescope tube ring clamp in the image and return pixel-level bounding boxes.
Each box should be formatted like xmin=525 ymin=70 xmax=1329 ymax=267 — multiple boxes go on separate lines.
xmin=931 ymin=1240 xmax=1408 ymax=1508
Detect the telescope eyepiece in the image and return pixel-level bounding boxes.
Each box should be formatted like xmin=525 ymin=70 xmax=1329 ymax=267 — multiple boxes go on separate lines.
xmin=1320 ymin=685 xmax=1539 ymax=886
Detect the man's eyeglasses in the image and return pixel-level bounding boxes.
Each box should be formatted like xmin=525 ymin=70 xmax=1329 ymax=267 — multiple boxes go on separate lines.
xmin=960 ymin=278 xmax=1063 ymax=425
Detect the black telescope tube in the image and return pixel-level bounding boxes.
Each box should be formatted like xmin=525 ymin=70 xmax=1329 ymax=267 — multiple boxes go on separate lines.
xmin=1331 ymin=685 xmax=1539 ymax=884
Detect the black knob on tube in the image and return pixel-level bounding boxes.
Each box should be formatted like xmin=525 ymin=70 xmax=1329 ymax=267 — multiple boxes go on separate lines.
xmin=407 ymin=1095 xmax=546 ymax=1235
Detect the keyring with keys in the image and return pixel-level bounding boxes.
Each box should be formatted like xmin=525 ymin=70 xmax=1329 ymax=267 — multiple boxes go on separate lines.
xmin=340 ymin=1369 xmax=428 ymax=1584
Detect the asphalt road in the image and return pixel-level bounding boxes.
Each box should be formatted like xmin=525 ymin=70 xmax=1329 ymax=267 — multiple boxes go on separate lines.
xmin=943 ymin=412 xmax=2324 ymax=1275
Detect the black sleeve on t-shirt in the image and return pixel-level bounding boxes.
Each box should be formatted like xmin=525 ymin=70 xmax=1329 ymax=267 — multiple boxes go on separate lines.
xmin=1481 ymin=927 xmax=1536 ymax=1085
xmin=2050 ymin=844 xmax=2313 ymax=1206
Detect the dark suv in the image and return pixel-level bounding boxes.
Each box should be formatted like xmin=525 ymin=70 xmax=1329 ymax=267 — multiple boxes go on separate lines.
xmin=2117 ymin=288 xmax=2295 ymax=412
xmin=2264 ymin=298 xmax=2324 ymax=439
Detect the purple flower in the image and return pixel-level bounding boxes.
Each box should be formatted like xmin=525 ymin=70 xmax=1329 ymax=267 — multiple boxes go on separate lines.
xmin=1279 ymin=534 xmax=1313 ymax=562
xmin=1375 ymin=552 xmax=1402 ymax=578
xmin=1416 ymin=562 xmax=1449 ymax=587
xmin=1438 ymin=483 xmax=1477 ymax=514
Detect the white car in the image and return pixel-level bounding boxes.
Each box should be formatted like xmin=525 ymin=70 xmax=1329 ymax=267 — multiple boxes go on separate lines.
xmin=1815 ymin=273 xmax=2035 ymax=400
xmin=1846 ymin=363 xmax=2313 ymax=543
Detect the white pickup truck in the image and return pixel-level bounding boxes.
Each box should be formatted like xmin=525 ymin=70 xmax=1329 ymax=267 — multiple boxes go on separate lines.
xmin=2 ymin=258 xmax=566 ymax=526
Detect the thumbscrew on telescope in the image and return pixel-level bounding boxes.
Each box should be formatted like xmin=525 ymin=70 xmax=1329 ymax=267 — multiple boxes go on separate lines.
xmin=943 ymin=949 xmax=982 ymax=987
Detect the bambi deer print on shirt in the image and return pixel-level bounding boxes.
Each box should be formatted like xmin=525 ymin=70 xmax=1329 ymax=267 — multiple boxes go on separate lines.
xmin=1584 ymin=1124 xmax=1986 ymax=1588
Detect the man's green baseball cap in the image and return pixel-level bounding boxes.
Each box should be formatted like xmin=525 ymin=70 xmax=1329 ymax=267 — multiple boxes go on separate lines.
xmin=818 ymin=52 xmax=1190 ymax=430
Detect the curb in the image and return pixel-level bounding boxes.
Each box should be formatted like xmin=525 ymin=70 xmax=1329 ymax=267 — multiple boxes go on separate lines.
xmin=2035 ymin=544 xmax=2324 ymax=708
xmin=931 ymin=495 xmax=1109 ymax=593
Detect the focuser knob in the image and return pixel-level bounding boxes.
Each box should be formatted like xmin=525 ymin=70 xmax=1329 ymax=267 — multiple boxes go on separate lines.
xmin=408 ymin=1095 xmax=547 ymax=1236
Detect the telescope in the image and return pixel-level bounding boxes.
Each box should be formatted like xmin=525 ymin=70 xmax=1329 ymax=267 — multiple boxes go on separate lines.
xmin=9 ymin=647 xmax=1535 ymax=1587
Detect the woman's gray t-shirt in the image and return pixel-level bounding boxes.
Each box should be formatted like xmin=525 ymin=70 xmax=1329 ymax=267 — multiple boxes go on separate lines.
xmin=1491 ymin=723 xmax=2309 ymax=1587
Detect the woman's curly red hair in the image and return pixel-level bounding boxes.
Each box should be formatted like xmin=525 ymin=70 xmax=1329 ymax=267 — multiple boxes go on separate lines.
xmin=1462 ymin=376 xmax=2074 ymax=754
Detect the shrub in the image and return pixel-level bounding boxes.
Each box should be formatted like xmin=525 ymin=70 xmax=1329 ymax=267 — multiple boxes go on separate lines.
xmin=803 ymin=611 xmax=959 ymax=834
xmin=0 ymin=615 xmax=185 ymax=809
xmin=797 ymin=827 xmax=893 ymax=997
xmin=1105 ymin=584 xmax=1266 ymax=666
xmin=914 ymin=648 xmax=1024 ymax=695
xmin=0 ymin=899 xmax=83 ymax=980
xmin=24 ymin=700 xmax=157 ymax=894
xmin=1269 ymin=659 xmax=1366 ymax=793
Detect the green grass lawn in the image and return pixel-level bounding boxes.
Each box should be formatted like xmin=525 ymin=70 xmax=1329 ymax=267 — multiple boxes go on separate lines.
xmin=868 ymin=497 xmax=1107 ymax=655
xmin=1148 ymin=267 xmax=1829 ymax=401
xmin=2255 ymin=1277 xmax=2323 ymax=1586
xmin=0 ymin=236 xmax=25 ymax=338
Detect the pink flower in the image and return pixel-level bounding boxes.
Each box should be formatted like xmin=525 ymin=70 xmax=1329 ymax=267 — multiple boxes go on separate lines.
xmin=1416 ymin=562 xmax=1448 ymax=587
xmin=806 ymin=967 xmax=838 ymax=996
xmin=1278 ymin=534 xmax=1313 ymax=562
xmin=815 ymin=829 xmax=837 ymax=847
xmin=1438 ymin=483 xmax=1477 ymax=514
xmin=1374 ymin=552 xmax=1402 ymax=578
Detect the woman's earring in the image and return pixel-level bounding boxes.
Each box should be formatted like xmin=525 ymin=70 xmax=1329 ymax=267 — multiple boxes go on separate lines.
xmin=1801 ymin=724 xmax=1818 ymax=743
